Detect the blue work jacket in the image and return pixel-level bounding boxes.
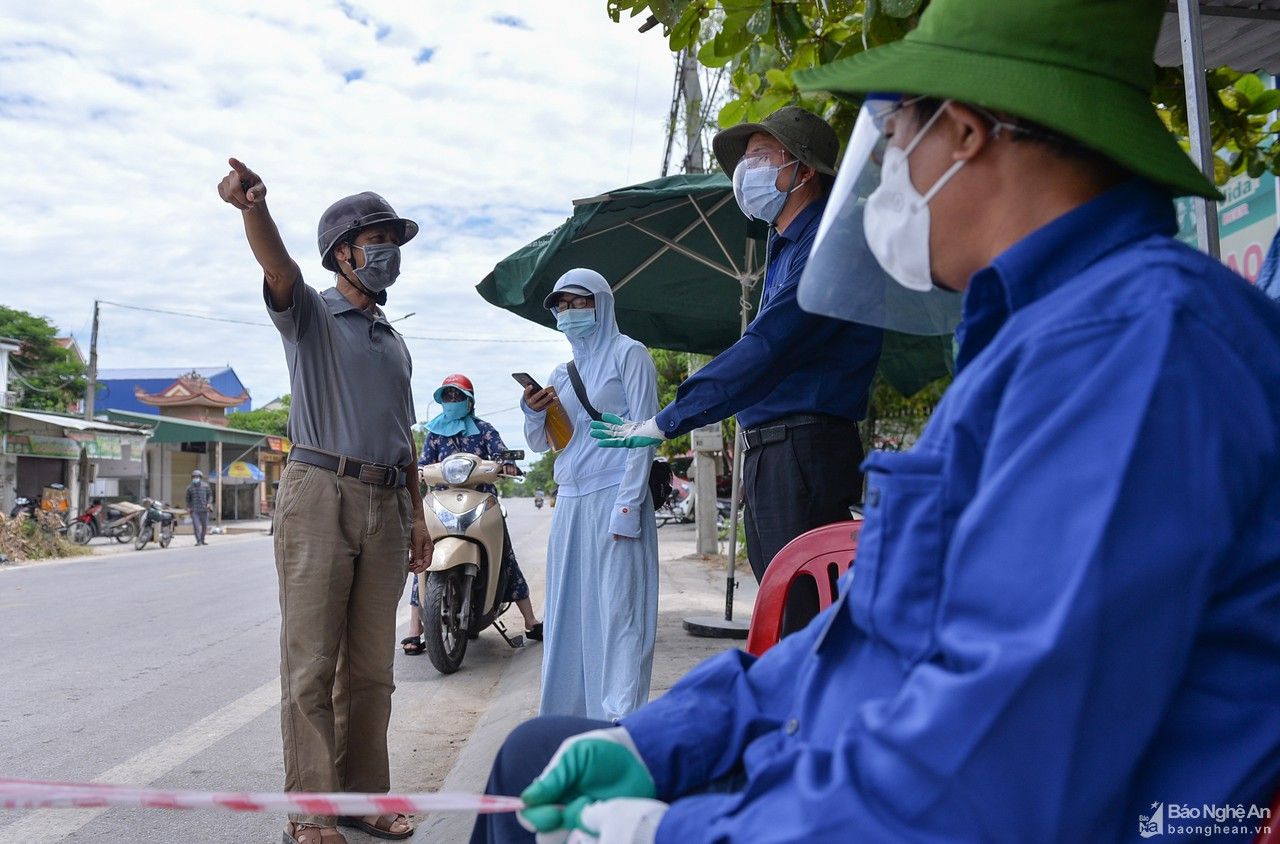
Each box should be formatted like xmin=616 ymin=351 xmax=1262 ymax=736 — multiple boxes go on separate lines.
xmin=623 ymin=180 xmax=1280 ymax=842
xmin=654 ymin=198 xmax=883 ymax=434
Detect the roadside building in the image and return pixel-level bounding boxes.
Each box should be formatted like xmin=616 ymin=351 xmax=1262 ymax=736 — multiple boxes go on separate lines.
xmin=0 ymin=408 xmax=150 ymax=516
xmin=103 ymin=372 xmax=282 ymax=521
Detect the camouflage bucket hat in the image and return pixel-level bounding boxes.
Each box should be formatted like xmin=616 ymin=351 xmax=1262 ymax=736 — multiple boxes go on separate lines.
xmin=712 ymin=105 xmax=840 ymax=178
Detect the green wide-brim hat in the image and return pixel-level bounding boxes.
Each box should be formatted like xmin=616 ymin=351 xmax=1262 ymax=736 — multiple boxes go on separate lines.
xmin=795 ymin=0 xmax=1221 ymax=200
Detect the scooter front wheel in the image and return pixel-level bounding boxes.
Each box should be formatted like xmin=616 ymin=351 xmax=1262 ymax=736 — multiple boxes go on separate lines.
xmin=134 ymin=527 xmax=151 ymax=551
xmin=423 ymin=569 xmax=469 ymax=675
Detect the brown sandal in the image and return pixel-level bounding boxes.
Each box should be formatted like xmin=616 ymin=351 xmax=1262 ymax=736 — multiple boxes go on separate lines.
xmin=283 ymin=823 xmax=347 ymax=844
xmin=337 ymin=813 xmax=414 ymax=840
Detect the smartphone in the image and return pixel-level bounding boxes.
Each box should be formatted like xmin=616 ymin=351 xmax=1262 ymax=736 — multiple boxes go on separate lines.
xmin=511 ymin=372 xmax=542 ymax=391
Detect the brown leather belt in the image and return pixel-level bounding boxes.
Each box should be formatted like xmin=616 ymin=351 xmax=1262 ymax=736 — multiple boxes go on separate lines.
xmin=289 ymin=445 xmax=407 ymax=488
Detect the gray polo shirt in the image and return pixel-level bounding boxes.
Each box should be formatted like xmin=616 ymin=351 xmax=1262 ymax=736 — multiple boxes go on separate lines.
xmin=266 ymin=278 xmax=415 ymax=467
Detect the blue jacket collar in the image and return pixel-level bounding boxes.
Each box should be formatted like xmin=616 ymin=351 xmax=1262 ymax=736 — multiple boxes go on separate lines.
xmin=955 ymin=180 xmax=1177 ymax=370
xmin=773 ymin=196 xmax=828 ymax=246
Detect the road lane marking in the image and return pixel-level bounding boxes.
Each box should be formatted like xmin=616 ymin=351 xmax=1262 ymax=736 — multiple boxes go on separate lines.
xmin=1 ymin=605 xmax=411 ymax=843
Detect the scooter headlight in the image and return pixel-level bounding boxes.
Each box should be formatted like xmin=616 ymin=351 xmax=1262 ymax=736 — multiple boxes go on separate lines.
xmin=441 ymin=456 xmax=475 ymax=485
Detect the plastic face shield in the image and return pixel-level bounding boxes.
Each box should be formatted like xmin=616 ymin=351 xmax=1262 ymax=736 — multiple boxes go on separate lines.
xmin=798 ymin=96 xmax=963 ymax=335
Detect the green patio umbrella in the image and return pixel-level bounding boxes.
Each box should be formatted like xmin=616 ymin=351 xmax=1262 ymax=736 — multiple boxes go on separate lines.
xmin=478 ymin=173 xmax=951 ymax=393
xmin=478 ymin=173 xmax=767 ymax=357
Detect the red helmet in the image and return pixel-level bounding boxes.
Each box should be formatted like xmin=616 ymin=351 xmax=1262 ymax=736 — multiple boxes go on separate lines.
xmin=434 ymin=373 xmax=475 ymax=404
xmin=441 ymin=374 xmax=474 ymax=393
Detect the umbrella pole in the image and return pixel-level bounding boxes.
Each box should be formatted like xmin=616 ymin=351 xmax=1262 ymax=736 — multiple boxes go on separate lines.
xmin=723 ymin=432 xmax=745 ymax=621
xmin=683 ymin=265 xmax=756 ymax=640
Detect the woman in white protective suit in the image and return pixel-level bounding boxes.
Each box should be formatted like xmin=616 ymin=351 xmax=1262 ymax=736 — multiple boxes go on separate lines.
xmin=520 ymin=267 xmax=659 ymax=722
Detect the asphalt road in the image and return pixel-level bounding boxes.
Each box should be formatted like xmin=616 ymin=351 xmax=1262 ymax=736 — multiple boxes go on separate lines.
xmin=0 ymin=497 xmax=552 ymax=844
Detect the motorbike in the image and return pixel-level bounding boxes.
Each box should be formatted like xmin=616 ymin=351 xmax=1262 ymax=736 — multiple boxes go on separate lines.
xmin=69 ymin=500 xmax=142 ymax=545
xmin=8 ymin=495 xmax=37 ymax=520
xmin=134 ymin=498 xmax=179 ymax=550
xmin=418 ymin=449 xmax=525 ymax=674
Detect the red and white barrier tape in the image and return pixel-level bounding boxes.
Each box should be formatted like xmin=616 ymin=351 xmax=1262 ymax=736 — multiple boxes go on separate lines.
xmin=0 ymin=778 xmax=522 ymax=815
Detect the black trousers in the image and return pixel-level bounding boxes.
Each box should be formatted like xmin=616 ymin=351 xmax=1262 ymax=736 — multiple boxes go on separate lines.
xmin=742 ymin=417 xmax=864 ymax=633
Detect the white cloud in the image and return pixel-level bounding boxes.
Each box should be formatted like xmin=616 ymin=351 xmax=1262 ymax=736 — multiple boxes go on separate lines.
xmin=0 ymin=0 xmax=677 ymax=453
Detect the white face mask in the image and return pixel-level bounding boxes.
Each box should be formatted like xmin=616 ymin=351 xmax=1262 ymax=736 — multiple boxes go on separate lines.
xmin=732 ymin=158 xmax=799 ymax=224
xmin=863 ymin=101 xmax=966 ymax=292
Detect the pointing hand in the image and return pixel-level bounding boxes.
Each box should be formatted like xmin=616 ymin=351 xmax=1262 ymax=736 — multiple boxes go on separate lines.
xmin=217 ymin=157 xmax=267 ymax=211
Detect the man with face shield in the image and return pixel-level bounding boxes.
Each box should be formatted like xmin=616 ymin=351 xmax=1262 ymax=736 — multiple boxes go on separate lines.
xmin=591 ymin=106 xmax=883 ymax=611
xmin=217 ymin=160 xmax=431 ymax=844
xmin=471 ymin=1 xmax=1280 ymax=842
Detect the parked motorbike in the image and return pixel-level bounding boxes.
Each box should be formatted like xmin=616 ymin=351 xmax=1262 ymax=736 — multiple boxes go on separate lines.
xmin=8 ymin=495 xmax=37 ymax=520
xmin=69 ymin=500 xmax=142 ymax=545
xmin=418 ymin=449 xmax=525 ymax=674
xmin=134 ymin=498 xmax=179 ymax=550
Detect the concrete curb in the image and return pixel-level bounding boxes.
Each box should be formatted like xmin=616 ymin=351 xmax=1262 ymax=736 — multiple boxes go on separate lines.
xmin=411 ymin=643 xmax=543 ymax=843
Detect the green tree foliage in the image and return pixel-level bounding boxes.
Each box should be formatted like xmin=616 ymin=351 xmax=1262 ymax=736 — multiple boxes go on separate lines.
xmin=227 ymin=395 xmax=290 ymax=436
xmin=609 ymin=1 xmax=1279 ymax=185
xmin=0 ymin=306 xmax=86 ymax=412
xmin=513 ymin=450 xmax=558 ymax=497
xmin=650 ymin=348 xmax=692 ymax=456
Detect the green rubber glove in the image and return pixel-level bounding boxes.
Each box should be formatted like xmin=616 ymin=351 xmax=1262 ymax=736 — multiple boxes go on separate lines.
xmin=519 ymin=728 xmax=657 ymax=835
xmin=590 ymin=413 xmax=665 ymax=449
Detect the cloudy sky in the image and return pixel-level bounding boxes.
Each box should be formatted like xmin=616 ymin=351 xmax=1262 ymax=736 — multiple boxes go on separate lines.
xmin=0 ymin=1 xmax=677 ymax=453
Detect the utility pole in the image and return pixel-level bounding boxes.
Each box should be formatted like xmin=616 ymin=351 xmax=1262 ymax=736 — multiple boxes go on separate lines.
xmin=78 ymin=301 xmax=100 ymax=515
xmin=675 ymin=49 xmax=722 ymax=556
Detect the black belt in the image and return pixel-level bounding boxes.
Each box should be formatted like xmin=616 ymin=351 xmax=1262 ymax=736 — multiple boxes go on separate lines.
xmin=289 ymin=445 xmax=407 ymax=488
xmin=740 ymin=414 xmax=854 ymax=452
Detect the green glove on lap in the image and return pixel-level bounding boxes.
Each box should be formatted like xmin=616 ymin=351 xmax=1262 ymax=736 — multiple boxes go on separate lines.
xmin=519 ymin=728 xmax=657 ymax=838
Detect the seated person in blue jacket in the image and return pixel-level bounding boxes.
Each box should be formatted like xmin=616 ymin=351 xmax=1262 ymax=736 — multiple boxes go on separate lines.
xmin=471 ymin=1 xmax=1280 ymax=841
xmin=402 ymin=374 xmax=540 ymax=655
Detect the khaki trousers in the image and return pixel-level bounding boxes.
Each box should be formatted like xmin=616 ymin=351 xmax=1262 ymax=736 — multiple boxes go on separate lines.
xmin=273 ymin=460 xmax=412 ymax=825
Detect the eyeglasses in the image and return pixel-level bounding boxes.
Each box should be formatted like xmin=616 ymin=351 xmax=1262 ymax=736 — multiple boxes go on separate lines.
xmin=740 ymin=150 xmax=796 ymax=169
xmin=549 ymin=296 xmax=595 ymax=313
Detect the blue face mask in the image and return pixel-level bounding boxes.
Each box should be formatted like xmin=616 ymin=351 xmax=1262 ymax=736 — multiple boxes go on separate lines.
xmin=555 ymin=308 xmax=598 ymax=339
xmin=441 ymin=401 xmax=471 ymax=420
xmin=732 ymin=159 xmax=800 ymax=224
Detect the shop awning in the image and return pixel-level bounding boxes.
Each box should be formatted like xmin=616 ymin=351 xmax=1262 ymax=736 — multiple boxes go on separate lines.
xmin=104 ymin=410 xmax=266 ymax=447
xmin=1 ymin=408 xmax=151 ymax=461
xmin=1 ymin=408 xmax=148 ymax=435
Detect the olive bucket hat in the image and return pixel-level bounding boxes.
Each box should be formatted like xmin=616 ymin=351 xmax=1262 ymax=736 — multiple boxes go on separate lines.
xmin=795 ymin=0 xmax=1220 ymax=200
xmin=712 ymin=105 xmax=840 ymax=178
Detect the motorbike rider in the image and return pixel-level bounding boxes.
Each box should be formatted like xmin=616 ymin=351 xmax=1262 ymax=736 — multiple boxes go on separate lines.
xmin=185 ymin=469 xmax=214 ymax=546
xmin=402 ymin=374 xmax=542 ymax=656
xmin=473 ymin=0 xmax=1280 ymax=842
xmin=218 ymin=159 xmax=431 ymax=844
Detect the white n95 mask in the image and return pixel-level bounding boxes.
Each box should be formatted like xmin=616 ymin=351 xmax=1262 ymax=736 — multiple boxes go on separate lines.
xmin=863 ymin=101 xmax=965 ymax=292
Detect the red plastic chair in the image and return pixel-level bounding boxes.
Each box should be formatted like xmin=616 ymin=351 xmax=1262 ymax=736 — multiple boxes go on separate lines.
xmin=745 ymin=520 xmax=862 ymax=657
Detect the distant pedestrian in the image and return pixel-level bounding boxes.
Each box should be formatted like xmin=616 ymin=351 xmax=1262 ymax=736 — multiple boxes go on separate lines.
xmin=218 ymin=158 xmax=431 ymax=844
xmin=185 ymin=469 xmax=214 ymax=546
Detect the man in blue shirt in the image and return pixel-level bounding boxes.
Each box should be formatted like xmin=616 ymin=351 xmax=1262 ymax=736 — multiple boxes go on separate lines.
xmin=594 ymin=106 xmax=882 ymax=600
xmin=473 ymin=1 xmax=1280 ymax=842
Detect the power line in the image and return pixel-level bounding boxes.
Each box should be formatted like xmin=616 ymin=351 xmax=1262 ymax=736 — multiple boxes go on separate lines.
xmin=96 ymin=300 xmax=563 ymax=344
